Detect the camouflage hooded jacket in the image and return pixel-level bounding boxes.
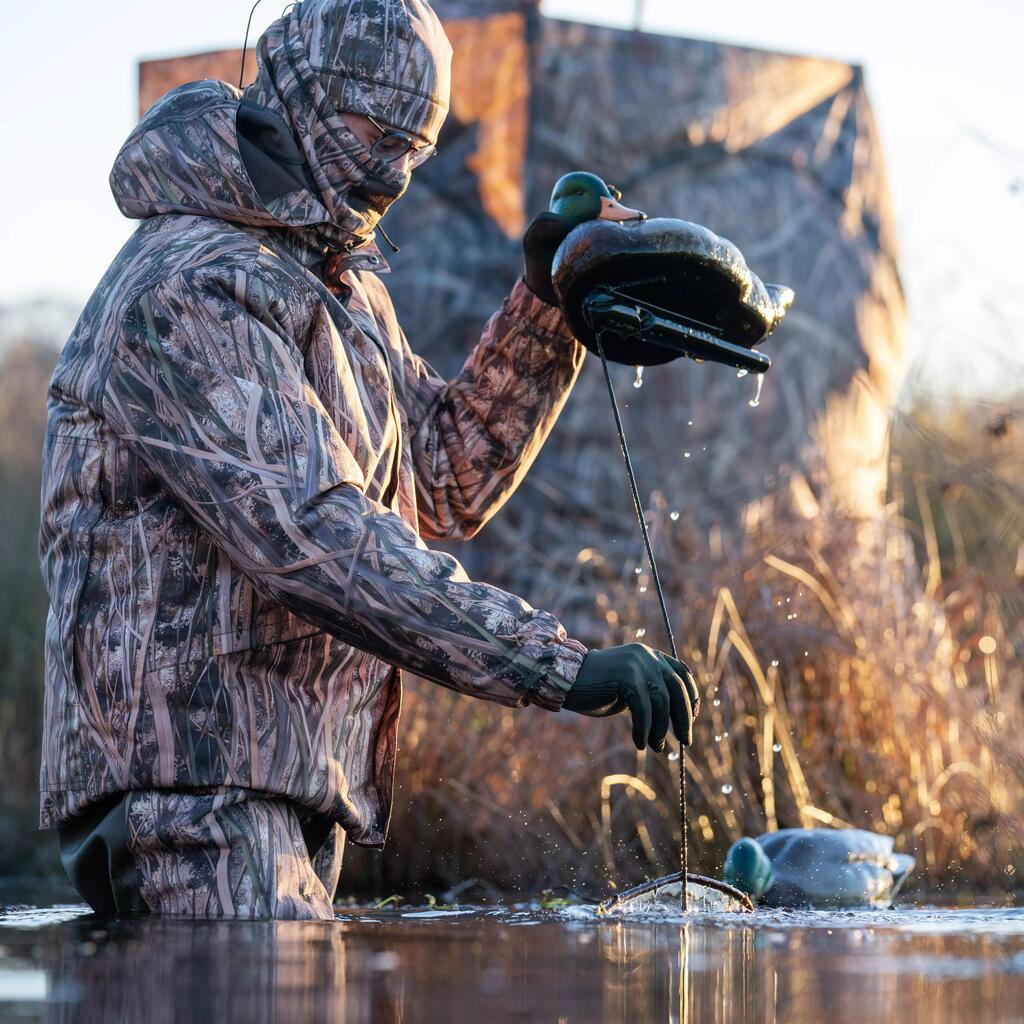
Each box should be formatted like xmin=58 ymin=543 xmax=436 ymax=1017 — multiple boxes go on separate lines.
xmin=39 ymin=0 xmax=589 ymax=845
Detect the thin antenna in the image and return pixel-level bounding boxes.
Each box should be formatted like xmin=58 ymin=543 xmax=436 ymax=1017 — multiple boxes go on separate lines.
xmin=239 ymin=0 xmax=266 ymax=89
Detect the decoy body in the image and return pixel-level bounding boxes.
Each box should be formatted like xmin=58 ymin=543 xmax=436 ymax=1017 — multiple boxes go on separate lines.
xmin=723 ymin=829 xmax=916 ymax=909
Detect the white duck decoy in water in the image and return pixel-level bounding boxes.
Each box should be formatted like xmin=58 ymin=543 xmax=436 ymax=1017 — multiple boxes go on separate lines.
xmin=723 ymin=828 xmax=916 ymax=909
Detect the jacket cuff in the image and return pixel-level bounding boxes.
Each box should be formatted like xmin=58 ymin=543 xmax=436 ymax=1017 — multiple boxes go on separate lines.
xmin=507 ymin=276 xmax=577 ymax=343
xmin=529 ymin=637 xmax=589 ymax=712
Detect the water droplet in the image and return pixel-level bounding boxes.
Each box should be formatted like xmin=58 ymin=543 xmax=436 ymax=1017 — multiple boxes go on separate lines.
xmin=712 ymin=698 xmax=720 ymax=707
xmin=803 ymin=651 xmax=809 ymax=656
xmin=639 ymin=586 xmax=647 ymax=593
xmin=668 ymin=751 xmax=680 ymax=762
xmin=721 ymin=783 xmax=733 ymax=794
xmin=635 ymin=627 xmax=646 ymax=638
xmin=723 ymin=731 xmax=729 ymax=738
xmin=670 ymin=511 xmax=680 ymax=521
xmin=714 ymin=734 xmax=722 ymax=742
xmin=634 ymin=566 xmax=643 ymax=575
xmin=633 ymin=366 xmax=644 ymax=388
xmin=770 ymin=659 xmax=779 ymax=668
xmin=687 ymin=420 xmax=694 ymax=426
xmin=736 ymin=369 xmax=749 ymax=378
xmin=773 ymin=743 xmax=782 ymax=753
xmin=684 ymin=452 xmax=691 ymax=459
xmin=749 ymin=374 xmax=765 ymax=408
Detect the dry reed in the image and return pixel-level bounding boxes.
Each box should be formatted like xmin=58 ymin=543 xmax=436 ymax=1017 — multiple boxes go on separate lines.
xmin=347 ymin=397 xmax=1024 ymax=899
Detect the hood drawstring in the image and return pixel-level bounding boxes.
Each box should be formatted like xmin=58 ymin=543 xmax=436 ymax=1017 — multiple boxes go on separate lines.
xmin=376 ymin=224 xmax=401 ymax=254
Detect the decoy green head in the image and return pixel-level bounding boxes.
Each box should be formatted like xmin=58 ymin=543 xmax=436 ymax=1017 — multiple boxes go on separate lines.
xmin=723 ymin=838 xmax=774 ymax=900
xmin=549 ymin=171 xmax=647 ymax=226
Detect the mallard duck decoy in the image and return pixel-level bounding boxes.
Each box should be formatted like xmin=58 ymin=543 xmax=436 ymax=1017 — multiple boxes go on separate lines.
xmin=549 ymin=171 xmax=647 ymax=225
xmin=723 ymin=828 xmax=916 ymax=909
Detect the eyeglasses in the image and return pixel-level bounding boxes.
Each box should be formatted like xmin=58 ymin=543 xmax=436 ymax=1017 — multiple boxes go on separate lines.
xmin=365 ymin=113 xmax=437 ymax=169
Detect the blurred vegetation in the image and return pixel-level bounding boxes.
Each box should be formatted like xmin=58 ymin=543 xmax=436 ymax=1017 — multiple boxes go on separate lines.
xmin=0 ymin=339 xmax=62 ymax=881
xmin=0 ymin=329 xmax=1021 ymax=899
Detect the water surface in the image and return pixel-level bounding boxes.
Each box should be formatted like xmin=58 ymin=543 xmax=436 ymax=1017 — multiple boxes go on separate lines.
xmin=0 ymin=901 xmax=1021 ymax=1023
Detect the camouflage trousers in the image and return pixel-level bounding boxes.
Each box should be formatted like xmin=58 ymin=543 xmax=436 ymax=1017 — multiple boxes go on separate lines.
xmin=57 ymin=788 xmax=345 ymax=920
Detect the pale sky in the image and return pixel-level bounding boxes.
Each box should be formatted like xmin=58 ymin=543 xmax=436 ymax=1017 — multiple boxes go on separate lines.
xmin=1 ymin=0 xmax=1021 ymax=401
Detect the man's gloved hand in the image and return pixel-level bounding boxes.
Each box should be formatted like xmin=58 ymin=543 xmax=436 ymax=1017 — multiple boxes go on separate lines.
xmin=562 ymin=643 xmax=700 ymax=752
xmin=522 ymin=211 xmax=576 ymax=307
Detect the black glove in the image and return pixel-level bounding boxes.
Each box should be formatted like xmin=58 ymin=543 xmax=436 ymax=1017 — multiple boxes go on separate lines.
xmin=563 ymin=643 xmax=700 ymax=752
xmin=522 ymin=211 xmax=576 ymax=307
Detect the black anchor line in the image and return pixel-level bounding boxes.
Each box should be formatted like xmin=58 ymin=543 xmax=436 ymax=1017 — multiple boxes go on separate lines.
xmin=593 ymin=328 xmax=689 ymax=913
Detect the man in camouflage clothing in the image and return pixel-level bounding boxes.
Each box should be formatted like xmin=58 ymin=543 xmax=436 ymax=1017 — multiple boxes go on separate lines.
xmin=41 ymin=0 xmax=698 ymax=919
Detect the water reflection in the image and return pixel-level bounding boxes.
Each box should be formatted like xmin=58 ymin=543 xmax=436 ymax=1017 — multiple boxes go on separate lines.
xmin=41 ymin=917 xmax=401 ymax=1024
xmin=599 ymin=923 xmax=775 ymax=1022
xmin=0 ymin=906 xmax=1020 ymax=1023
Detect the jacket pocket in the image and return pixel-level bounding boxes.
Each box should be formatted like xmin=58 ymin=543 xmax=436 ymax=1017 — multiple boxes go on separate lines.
xmin=208 ymin=605 xmax=325 ymax=659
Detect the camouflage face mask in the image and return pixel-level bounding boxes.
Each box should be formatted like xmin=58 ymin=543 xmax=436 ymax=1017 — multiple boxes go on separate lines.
xmin=344 ymin=144 xmax=411 ymax=219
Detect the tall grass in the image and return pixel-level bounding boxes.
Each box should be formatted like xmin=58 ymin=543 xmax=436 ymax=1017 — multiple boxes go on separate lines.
xmin=353 ymin=398 xmax=1024 ymax=899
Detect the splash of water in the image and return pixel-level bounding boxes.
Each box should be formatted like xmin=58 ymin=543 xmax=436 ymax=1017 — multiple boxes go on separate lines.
xmin=633 ymin=366 xmax=644 ymax=388
xmin=749 ymin=374 xmax=765 ymax=408
xmin=604 ymin=879 xmax=748 ymax=915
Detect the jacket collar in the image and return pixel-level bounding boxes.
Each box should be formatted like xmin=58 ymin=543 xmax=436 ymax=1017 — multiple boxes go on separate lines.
xmin=260 ymin=223 xmax=392 ymax=279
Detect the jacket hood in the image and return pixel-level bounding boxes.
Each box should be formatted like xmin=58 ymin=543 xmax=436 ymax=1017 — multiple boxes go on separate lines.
xmin=291 ymin=0 xmax=451 ymax=145
xmin=110 ymin=0 xmax=452 ymax=255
